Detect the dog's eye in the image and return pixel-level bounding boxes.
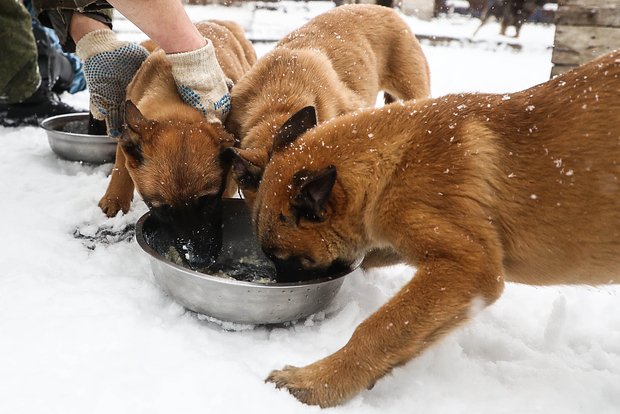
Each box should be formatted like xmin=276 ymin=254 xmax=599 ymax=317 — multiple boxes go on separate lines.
xmin=293 ymin=206 xmax=325 ymax=225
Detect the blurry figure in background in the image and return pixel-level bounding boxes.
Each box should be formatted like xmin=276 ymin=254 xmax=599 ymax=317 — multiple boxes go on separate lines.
xmin=32 ymin=0 xmax=231 ymax=138
xmin=473 ymin=0 xmax=545 ymax=38
xmin=0 ymin=0 xmax=83 ymax=127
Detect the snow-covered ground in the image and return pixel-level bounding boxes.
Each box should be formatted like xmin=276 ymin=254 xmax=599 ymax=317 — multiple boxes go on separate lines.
xmin=1 ymin=2 xmax=618 ymax=413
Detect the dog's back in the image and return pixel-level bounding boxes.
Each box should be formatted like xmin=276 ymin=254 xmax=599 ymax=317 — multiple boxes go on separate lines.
xmin=276 ymin=4 xmax=430 ymax=106
xmin=226 ymin=4 xmax=430 ymax=145
xmin=379 ymin=51 xmax=620 ymax=284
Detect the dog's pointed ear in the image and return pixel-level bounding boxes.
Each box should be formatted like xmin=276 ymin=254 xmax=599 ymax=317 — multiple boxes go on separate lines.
xmin=120 ymin=101 xmax=147 ymax=168
xmin=273 ymin=106 xmax=317 ymax=152
xmin=292 ymin=165 xmax=337 ymax=221
xmin=124 ymin=100 xmax=148 ymax=134
xmin=221 ymin=147 xmax=268 ymax=191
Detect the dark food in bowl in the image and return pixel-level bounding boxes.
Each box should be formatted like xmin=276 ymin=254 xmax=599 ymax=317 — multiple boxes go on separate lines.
xmin=59 ymin=113 xmax=107 ymax=135
xmin=143 ymin=199 xmax=349 ymax=284
xmin=144 ymin=199 xmax=278 ymax=283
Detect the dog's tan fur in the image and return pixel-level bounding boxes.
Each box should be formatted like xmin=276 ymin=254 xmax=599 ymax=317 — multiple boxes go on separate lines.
xmin=253 ymin=50 xmax=620 ymax=407
xmin=224 ymin=4 xmax=430 ymax=206
xmin=99 ymin=20 xmax=256 ymax=216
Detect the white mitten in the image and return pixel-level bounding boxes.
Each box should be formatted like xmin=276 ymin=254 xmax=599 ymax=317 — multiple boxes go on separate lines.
xmin=166 ymin=39 xmax=231 ymax=124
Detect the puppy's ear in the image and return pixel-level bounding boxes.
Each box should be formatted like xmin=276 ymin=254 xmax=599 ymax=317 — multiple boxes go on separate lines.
xmin=124 ymin=100 xmax=148 ymax=135
xmin=273 ymin=106 xmax=317 ymax=152
xmin=121 ymin=101 xmax=152 ymax=168
xmin=221 ymin=147 xmax=268 ymax=191
xmin=292 ymin=165 xmax=337 ymax=221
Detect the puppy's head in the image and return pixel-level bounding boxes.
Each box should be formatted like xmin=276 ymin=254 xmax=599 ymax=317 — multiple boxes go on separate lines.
xmin=121 ymin=101 xmax=235 ymax=267
xmin=222 ymin=106 xmax=319 ymax=208
xmin=251 ymin=107 xmax=361 ymax=282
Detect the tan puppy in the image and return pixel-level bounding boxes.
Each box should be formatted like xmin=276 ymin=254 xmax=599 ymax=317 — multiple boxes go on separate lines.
xmin=99 ymin=20 xmax=256 ymax=217
xmin=252 ymin=50 xmax=620 ymax=407
xmin=224 ymin=4 xmax=430 ymax=206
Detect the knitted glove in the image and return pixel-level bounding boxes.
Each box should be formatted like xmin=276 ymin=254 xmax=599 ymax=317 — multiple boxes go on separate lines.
xmin=76 ymin=30 xmax=148 ymax=137
xmin=166 ymin=39 xmax=231 ymax=124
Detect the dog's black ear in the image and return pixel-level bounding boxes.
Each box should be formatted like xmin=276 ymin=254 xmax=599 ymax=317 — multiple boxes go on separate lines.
xmin=125 ymin=100 xmax=148 ymax=134
xmin=221 ymin=147 xmax=264 ymax=191
xmin=273 ymin=106 xmax=317 ymax=152
xmin=292 ymin=165 xmax=337 ymax=221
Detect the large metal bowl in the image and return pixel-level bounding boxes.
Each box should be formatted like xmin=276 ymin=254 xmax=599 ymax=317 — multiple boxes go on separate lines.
xmin=136 ymin=199 xmax=361 ymax=325
xmin=40 ymin=112 xmax=116 ymax=164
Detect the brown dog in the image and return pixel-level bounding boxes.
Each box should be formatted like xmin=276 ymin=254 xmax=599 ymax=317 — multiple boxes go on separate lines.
xmin=223 ymin=4 xmax=431 ymax=207
xmin=99 ymin=20 xmax=256 ymax=218
xmin=251 ymin=50 xmax=620 ymax=407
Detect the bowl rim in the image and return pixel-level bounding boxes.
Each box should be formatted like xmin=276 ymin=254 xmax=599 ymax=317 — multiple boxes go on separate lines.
xmin=40 ymin=112 xmax=113 ymax=140
xmin=135 ymin=210 xmax=363 ymax=289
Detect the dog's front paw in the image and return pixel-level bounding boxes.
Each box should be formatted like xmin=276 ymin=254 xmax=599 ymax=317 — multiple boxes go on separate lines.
xmin=266 ymin=359 xmax=365 ymax=408
xmin=98 ymin=194 xmax=131 ymax=217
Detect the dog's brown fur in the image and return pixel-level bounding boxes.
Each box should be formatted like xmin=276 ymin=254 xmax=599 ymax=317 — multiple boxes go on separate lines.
xmin=99 ymin=20 xmax=256 ymax=216
xmin=253 ymin=50 xmax=620 ymax=407
xmin=224 ymin=4 xmax=430 ymax=207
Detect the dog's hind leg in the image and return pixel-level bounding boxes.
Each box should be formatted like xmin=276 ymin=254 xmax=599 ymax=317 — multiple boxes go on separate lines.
xmin=381 ymin=35 xmax=431 ymax=102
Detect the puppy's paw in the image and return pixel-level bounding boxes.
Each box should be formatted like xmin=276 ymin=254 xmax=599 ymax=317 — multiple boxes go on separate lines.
xmin=266 ymin=360 xmax=361 ymax=408
xmin=98 ymin=194 xmax=131 ymax=217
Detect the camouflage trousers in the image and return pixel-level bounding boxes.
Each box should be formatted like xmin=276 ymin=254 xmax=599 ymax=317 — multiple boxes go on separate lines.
xmin=0 ymin=0 xmax=112 ymax=103
xmin=33 ymin=0 xmax=114 ymax=52
xmin=0 ymin=1 xmax=40 ymax=103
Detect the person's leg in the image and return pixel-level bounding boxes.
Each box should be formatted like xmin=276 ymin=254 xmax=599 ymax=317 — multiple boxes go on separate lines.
xmin=0 ymin=0 xmax=41 ymax=105
xmin=0 ymin=1 xmax=79 ymax=127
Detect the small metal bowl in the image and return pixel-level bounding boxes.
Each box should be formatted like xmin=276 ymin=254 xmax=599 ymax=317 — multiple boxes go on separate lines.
xmin=40 ymin=112 xmax=116 ymax=164
xmin=136 ymin=199 xmax=361 ymax=325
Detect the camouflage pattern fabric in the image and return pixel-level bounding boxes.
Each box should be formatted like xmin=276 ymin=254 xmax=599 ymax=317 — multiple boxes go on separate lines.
xmin=0 ymin=0 xmax=40 ymax=104
xmin=33 ymin=0 xmax=113 ymax=52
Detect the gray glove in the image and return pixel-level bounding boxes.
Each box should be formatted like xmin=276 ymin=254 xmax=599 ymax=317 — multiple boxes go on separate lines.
xmin=76 ymin=30 xmax=148 ymax=137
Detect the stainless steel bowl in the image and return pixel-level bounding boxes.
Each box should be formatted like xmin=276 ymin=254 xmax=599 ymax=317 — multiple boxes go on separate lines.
xmin=40 ymin=112 xmax=116 ymax=164
xmin=136 ymin=199 xmax=361 ymax=325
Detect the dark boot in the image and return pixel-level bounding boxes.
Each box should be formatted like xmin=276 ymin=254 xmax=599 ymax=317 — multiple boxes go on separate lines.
xmin=0 ymin=84 xmax=80 ymax=127
xmin=0 ymin=23 xmax=82 ymax=127
xmin=31 ymin=19 xmax=75 ymax=95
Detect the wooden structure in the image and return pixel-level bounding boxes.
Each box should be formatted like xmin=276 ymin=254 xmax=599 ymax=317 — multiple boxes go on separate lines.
xmin=552 ymin=0 xmax=620 ymax=77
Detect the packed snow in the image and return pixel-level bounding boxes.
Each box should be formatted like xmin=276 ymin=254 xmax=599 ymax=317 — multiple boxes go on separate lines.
xmin=1 ymin=2 xmax=618 ymax=414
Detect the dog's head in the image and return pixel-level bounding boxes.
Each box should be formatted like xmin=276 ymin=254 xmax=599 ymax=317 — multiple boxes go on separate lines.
xmin=121 ymin=101 xmax=235 ymax=267
xmin=222 ymin=107 xmax=319 ymax=208
xmin=250 ymin=107 xmax=362 ymax=282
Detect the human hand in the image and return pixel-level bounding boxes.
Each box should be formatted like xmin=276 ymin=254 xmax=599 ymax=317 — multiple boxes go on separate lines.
xmin=76 ymin=30 xmax=148 ymax=137
xmin=166 ymin=39 xmax=231 ymax=124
